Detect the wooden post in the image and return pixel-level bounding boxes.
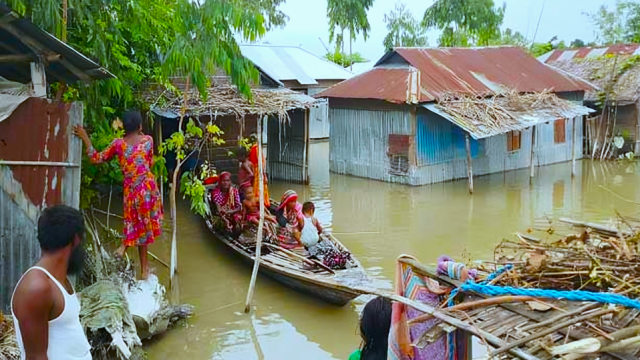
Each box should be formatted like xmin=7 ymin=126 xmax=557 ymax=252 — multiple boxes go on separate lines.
xmin=530 ymin=125 xmax=536 ymax=179
xmin=572 ymin=117 xmax=577 ymax=177
xmin=302 ymin=110 xmax=309 ymax=184
xmin=30 ymin=60 xmax=46 ymax=97
xmin=245 ymin=116 xmax=265 ymax=313
xmin=465 ymin=133 xmax=474 ymax=194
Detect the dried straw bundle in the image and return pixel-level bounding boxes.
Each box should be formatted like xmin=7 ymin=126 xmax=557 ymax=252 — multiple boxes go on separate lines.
xmin=482 ymin=214 xmax=640 ymax=297
xmin=0 ymin=313 xmax=19 ymax=360
xmin=435 ymin=89 xmax=575 ymax=137
xmin=147 ymin=84 xmax=317 ymax=120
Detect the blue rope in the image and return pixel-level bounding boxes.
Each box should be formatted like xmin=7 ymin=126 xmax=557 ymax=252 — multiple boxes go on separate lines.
xmin=446 ymin=265 xmax=512 ymax=360
xmin=460 ymin=282 xmax=640 ymax=310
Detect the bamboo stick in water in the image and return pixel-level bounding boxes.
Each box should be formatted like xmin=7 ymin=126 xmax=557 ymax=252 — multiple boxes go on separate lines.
xmin=245 ymin=116 xmax=266 ymax=313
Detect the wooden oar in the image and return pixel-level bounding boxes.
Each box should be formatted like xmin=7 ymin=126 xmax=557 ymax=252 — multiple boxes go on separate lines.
xmin=264 ymin=242 xmax=336 ymax=275
xmin=245 ymin=118 xmax=266 ymax=313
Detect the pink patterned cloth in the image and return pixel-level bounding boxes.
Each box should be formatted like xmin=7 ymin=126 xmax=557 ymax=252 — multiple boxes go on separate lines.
xmin=88 ymin=136 xmax=162 ymax=247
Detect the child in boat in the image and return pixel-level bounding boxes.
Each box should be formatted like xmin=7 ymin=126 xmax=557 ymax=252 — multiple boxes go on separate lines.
xmin=242 ymin=186 xmax=276 ymax=229
xmin=349 ymin=297 xmax=392 ymax=360
xmin=300 ymin=202 xmax=323 ymax=250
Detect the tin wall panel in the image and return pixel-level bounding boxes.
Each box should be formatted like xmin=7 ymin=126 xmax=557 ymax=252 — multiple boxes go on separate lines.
xmin=329 ymin=107 xmax=412 ymax=184
xmin=0 ymin=98 xmax=82 ymax=312
xmin=268 ymin=109 xmax=308 ymax=183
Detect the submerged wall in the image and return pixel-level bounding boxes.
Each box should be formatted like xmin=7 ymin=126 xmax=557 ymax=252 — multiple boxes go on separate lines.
xmin=329 ymin=100 xmax=583 ymax=186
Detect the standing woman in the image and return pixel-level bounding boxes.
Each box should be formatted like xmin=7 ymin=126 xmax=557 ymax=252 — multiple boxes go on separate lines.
xmin=74 ymin=110 xmax=163 ymax=280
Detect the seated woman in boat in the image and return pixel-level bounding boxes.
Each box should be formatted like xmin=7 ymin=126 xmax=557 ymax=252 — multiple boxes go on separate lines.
xmin=275 ymin=190 xmax=305 ymax=249
xmin=237 ymin=146 xmax=253 ymax=200
xmin=210 ymin=172 xmax=242 ymax=234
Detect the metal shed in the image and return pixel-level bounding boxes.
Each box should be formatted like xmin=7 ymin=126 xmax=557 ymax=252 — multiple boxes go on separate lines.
xmin=0 ymin=4 xmax=113 ymax=311
xmin=317 ymin=47 xmax=596 ymax=188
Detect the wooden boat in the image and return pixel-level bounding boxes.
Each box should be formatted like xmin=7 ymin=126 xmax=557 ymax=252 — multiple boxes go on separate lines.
xmin=202 ymin=199 xmax=369 ymax=306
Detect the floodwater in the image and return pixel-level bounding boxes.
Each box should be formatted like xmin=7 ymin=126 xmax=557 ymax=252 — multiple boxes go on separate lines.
xmin=144 ymin=142 xmax=640 ymax=360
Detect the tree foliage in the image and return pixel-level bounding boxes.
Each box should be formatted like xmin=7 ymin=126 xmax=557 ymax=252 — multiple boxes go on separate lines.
xmin=489 ymin=28 xmax=529 ymax=48
xmin=5 ymin=0 xmax=278 ymax=207
xmin=383 ymin=2 xmax=428 ymax=50
xmin=586 ymin=0 xmax=640 ymax=45
xmin=324 ymin=50 xmax=367 ymax=68
xmin=327 ymin=0 xmax=374 ymax=50
xmin=570 ymin=39 xmax=586 ymax=48
xmin=423 ymin=0 xmax=506 ymax=47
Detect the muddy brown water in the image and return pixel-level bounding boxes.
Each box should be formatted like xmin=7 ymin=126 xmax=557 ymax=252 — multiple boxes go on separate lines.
xmin=140 ymin=142 xmax=640 ymax=360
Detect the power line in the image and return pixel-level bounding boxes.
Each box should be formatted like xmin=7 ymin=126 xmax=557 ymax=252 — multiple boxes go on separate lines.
xmin=530 ymin=0 xmax=547 ymax=49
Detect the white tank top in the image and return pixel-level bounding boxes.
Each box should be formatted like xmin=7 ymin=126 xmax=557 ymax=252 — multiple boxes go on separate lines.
xmin=300 ymin=216 xmax=320 ymax=248
xmin=11 ymin=266 xmax=92 ymax=360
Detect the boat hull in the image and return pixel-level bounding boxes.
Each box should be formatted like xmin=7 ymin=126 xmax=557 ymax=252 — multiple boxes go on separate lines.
xmin=204 ymin=220 xmax=362 ymax=306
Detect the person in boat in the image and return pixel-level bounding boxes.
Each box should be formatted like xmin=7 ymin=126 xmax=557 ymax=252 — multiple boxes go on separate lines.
xmin=349 ymin=296 xmax=392 ymax=360
xmin=248 ymin=142 xmax=270 ymax=208
xmin=242 ymin=186 xmax=277 ymax=228
xmin=237 ymin=146 xmax=254 ymax=200
xmin=210 ymin=171 xmax=242 ymax=234
xmin=300 ymin=201 xmax=323 ymax=252
xmin=275 ymin=190 xmax=305 ymax=249
xmin=74 ymin=110 xmax=162 ymax=280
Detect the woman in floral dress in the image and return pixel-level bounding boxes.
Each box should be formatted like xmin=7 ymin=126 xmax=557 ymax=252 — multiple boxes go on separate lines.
xmin=74 ymin=110 xmax=162 ymax=280
xmin=210 ymin=172 xmax=242 ymax=234
xmin=275 ymin=190 xmax=304 ymax=249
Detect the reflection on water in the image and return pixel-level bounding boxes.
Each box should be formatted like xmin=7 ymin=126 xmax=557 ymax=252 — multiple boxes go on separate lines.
xmin=145 ymin=142 xmax=640 ymax=360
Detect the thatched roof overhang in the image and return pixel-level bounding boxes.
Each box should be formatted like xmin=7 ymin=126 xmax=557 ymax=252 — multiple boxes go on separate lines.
xmin=424 ymin=90 xmax=595 ymax=140
xmin=147 ymin=85 xmax=317 ymax=121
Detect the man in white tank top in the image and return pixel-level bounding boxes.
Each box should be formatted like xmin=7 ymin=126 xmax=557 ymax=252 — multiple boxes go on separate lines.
xmin=11 ymin=205 xmax=92 ymax=360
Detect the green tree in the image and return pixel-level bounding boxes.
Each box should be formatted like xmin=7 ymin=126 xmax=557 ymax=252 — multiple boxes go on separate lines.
xmin=586 ymin=0 xmax=640 ymax=45
xmin=422 ymin=0 xmax=506 ymax=47
xmin=490 ymin=28 xmax=530 ymax=48
xmin=326 ymin=0 xmax=374 ymax=65
xmin=570 ymin=39 xmax=586 ymax=48
xmin=383 ymin=3 xmax=428 ymax=50
xmin=324 ymin=50 xmax=367 ymax=67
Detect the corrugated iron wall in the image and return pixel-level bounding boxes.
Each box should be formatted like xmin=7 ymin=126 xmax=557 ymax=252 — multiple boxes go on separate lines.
xmin=308 ymin=88 xmax=329 ymax=140
xmin=0 ymin=98 xmax=82 ymax=312
xmin=329 ymin=107 xmax=412 ymax=184
xmin=413 ymin=115 xmax=583 ymax=185
xmin=330 ymin=104 xmax=583 ymax=186
xmin=268 ymin=109 xmax=309 ymax=183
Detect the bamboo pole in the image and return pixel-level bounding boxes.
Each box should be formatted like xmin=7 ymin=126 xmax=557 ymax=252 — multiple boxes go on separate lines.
xmin=245 ymin=116 xmax=266 ymax=313
xmin=465 ymin=133 xmax=474 ymax=194
xmin=487 ymin=308 xmax=616 ymax=358
xmin=351 ymin=286 xmax=540 ymax=360
xmin=530 ymin=125 xmax=536 ymax=178
xmin=572 ymin=117 xmax=577 ymax=177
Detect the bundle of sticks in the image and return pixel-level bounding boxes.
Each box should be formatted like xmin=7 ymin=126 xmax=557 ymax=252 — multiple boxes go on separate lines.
xmin=435 ymin=89 xmax=576 ymax=137
xmin=480 ymin=215 xmax=640 ymax=297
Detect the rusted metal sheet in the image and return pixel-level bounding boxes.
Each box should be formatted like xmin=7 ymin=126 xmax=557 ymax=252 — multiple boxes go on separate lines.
xmin=267 ymin=109 xmax=309 ymax=184
xmin=317 ymin=47 xmax=595 ymax=104
xmin=318 ymin=68 xmax=418 ymax=104
xmin=542 ymin=44 xmax=640 ymax=63
xmin=0 ymin=97 xmax=82 ymax=311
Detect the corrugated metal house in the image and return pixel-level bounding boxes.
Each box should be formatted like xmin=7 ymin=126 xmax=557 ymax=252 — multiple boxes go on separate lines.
xmin=0 ymin=3 xmax=113 ymax=311
xmin=539 ymin=44 xmax=640 ymax=155
xmin=240 ymin=44 xmax=353 ymax=140
xmin=316 ymin=47 xmax=595 ymax=187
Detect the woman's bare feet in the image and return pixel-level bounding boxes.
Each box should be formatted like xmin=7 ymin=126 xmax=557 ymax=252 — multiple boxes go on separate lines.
xmin=115 ymin=244 xmax=126 ymax=259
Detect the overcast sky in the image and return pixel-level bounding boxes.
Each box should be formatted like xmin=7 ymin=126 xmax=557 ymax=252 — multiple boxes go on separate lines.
xmin=252 ymin=0 xmax=618 ymax=63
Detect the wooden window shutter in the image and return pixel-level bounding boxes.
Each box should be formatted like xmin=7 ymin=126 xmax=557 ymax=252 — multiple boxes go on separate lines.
xmin=554 ymin=119 xmax=566 ymax=143
xmin=507 ymin=131 xmax=521 ymax=151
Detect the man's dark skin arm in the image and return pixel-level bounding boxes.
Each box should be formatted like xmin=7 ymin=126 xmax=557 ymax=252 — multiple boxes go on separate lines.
xmin=12 ymin=273 xmax=53 ymax=360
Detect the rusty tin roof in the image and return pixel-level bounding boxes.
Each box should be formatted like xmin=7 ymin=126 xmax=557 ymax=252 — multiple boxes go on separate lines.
xmin=317 ymin=46 xmax=595 ymax=104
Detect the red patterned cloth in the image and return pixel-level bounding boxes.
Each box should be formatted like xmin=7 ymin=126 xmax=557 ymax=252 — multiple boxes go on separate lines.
xmin=88 ymin=136 xmax=163 ymax=247
xmin=211 ymin=184 xmax=242 ymax=232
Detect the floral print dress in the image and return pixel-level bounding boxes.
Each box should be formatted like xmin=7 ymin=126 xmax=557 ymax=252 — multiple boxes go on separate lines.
xmin=88 ymin=135 xmax=163 ymax=247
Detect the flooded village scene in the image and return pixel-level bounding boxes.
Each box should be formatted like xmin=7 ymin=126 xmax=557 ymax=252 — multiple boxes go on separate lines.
xmin=7 ymin=1 xmax=640 ymax=360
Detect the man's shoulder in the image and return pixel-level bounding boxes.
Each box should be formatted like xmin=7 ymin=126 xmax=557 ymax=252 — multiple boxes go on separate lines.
xmin=13 ymin=270 xmax=53 ymax=308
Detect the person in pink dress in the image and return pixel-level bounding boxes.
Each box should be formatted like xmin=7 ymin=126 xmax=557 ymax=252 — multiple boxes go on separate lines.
xmin=74 ymin=110 xmax=163 ymax=280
